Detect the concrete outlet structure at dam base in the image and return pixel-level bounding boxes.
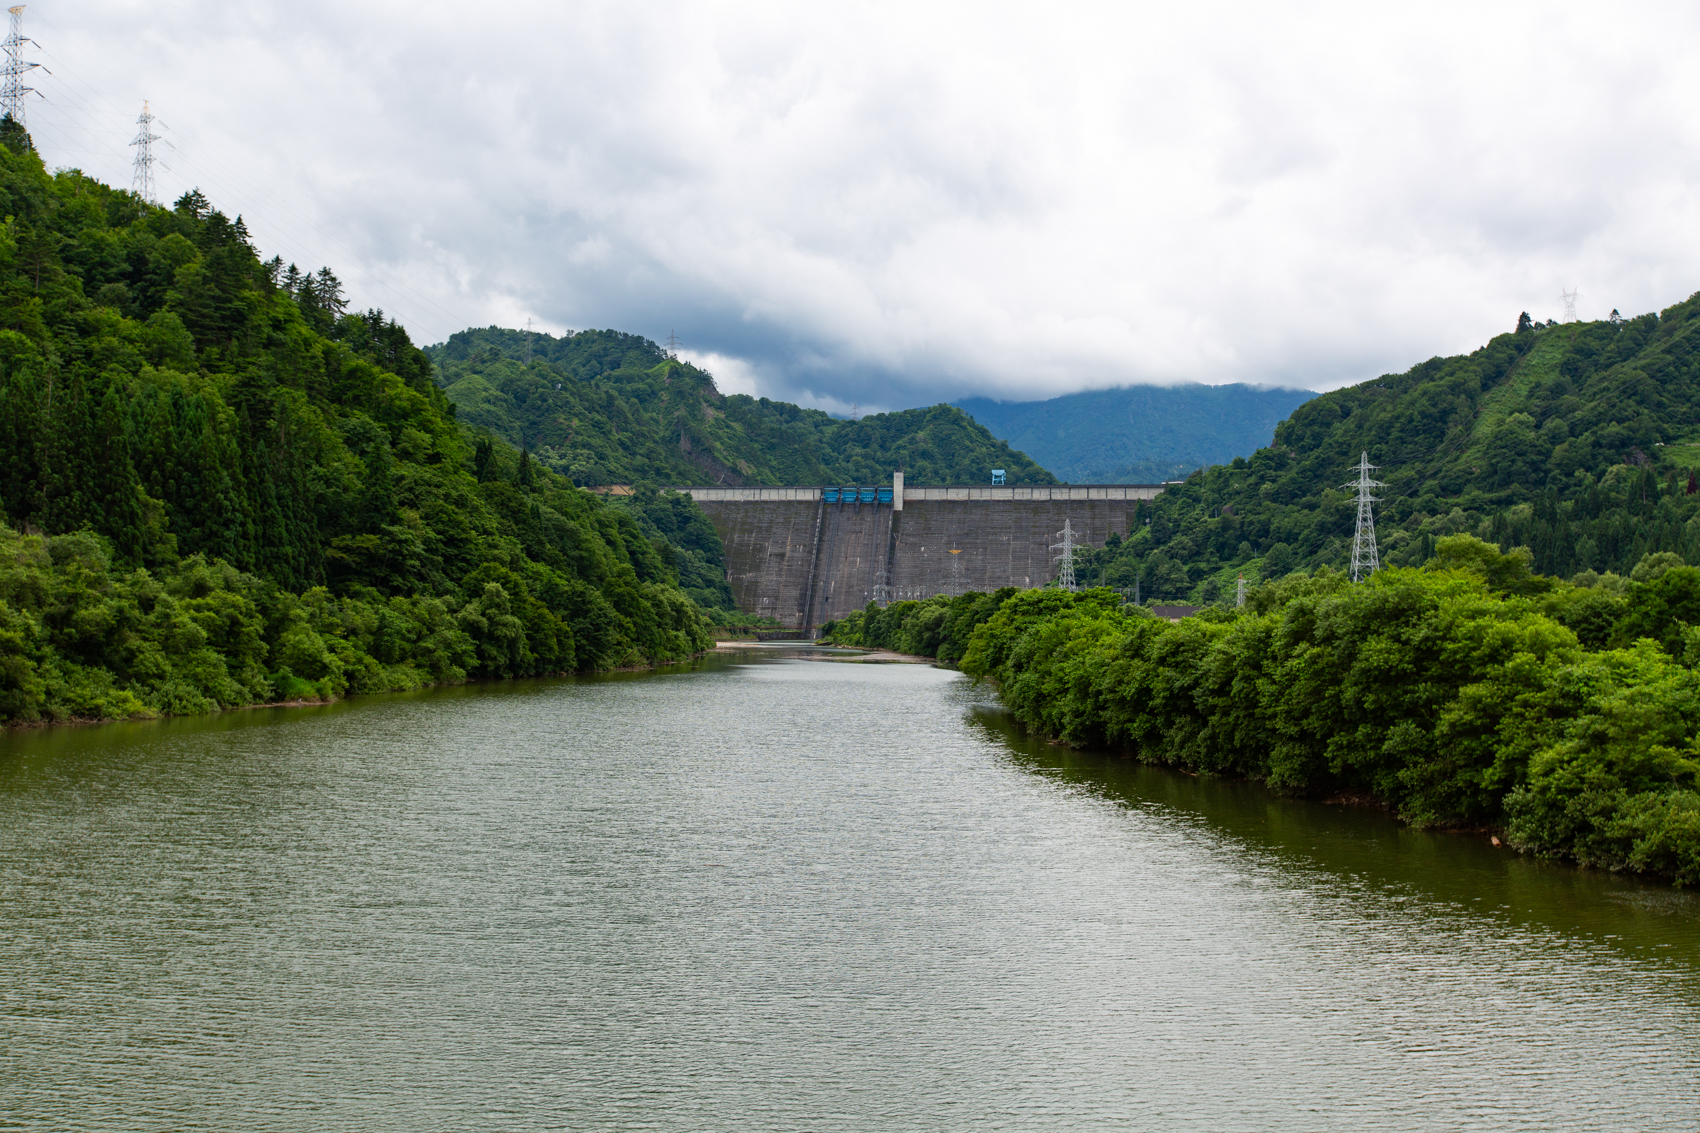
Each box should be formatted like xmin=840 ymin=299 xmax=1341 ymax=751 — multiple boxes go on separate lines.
xmin=669 ymin=474 xmax=1167 ymax=632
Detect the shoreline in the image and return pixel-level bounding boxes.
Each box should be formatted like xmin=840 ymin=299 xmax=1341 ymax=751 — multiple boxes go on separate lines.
xmin=1 ymin=653 xmax=722 ymax=732
xmin=711 ymin=640 xmax=935 ymax=664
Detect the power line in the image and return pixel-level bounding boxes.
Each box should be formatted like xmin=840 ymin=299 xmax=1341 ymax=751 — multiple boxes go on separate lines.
xmin=14 ymin=30 xmax=470 ymax=340
xmin=1342 ymin=452 xmax=1383 ymax=583
xmin=129 ymin=99 xmax=158 ymax=202
xmin=142 ymin=118 xmax=468 ymax=335
xmin=1051 ymin=520 xmax=1078 ymax=591
xmin=1 ymin=5 xmax=42 ymax=130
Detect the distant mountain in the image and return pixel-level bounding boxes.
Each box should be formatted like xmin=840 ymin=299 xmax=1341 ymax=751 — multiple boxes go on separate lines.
xmin=427 ymin=326 xmax=1056 ymax=487
xmin=956 ymin=384 xmax=1317 ymax=484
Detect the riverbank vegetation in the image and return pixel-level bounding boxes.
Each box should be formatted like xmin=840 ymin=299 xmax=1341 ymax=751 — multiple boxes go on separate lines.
xmin=824 ymin=537 xmax=1700 ymax=886
xmin=0 ymin=123 xmax=712 ymax=723
xmin=819 ymin=587 xmax=1018 ymax=667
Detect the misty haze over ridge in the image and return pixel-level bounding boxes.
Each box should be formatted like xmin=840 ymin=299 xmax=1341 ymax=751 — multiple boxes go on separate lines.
xmin=956 ymin=384 xmax=1318 ymax=484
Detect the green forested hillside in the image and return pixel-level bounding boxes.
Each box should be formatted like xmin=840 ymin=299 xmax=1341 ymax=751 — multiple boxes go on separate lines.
xmin=956 ymin=383 xmax=1316 ymax=484
xmin=427 ymin=326 xmax=1056 ymax=487
xmin=1080 ymin=304 xmax=1700 ymax=601
xmin=0 ymin=124 xmax=713 ymax=723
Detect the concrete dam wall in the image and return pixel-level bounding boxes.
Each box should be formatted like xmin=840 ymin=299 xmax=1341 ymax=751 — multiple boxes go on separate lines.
xmin=672 ymin=482 xmax=1166 ymax=631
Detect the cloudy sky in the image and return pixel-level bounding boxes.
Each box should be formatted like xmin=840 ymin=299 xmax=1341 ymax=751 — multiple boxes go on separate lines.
xmin=23 ymin=1 xmax=1700 ymax=412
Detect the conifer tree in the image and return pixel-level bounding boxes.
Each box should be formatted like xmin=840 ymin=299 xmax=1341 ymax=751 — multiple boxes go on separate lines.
xmin=44 ymin=370 xmax=97 ymax=534
xmin=474 ymin=435 xmax=495 ymax=482
xmin=92 ymin=381 xmax=148 ymax=565
xmin=175 ymin=189 xmax=210 ymax=219
xmin=0 ymin=364 xmax=43 ymax=526
xmin=315 ymin=267 xmax=347 ymax=318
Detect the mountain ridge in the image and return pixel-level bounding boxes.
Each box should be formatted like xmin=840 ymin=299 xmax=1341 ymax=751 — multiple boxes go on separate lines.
xmin=1070 ymin=304 xmax=1700 ymax=601
xmin=955 ymin=382 xmax=1316 ymax=484
xmin=426 ymin=326 xmax=1057 ymax=488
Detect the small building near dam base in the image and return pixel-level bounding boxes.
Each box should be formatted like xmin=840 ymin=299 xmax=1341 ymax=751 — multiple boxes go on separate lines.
xmin=667 ymin=474 xmax=1167 ymax=633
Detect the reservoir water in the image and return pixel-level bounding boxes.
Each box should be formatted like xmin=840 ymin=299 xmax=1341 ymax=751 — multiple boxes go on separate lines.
xmin=4 ymin=649 xmax=1700 ymax=1130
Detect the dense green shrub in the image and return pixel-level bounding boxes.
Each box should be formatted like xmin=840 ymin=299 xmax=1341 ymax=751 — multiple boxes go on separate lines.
xmin=819 ymin=587 xmax=1016 ymax=665
xmin=0 ymin=520 xmax=712 ymax=723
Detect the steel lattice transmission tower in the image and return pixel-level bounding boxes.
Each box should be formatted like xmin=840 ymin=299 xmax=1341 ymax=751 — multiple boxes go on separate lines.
xmin=1343 ymin=452 xmax=1384 ymax=583
xmin=1 ymin=6 xmax=40 ymax=131
xmin=1561 ymin=288 xmax=1580 ymax=323
xmin=1236 ymin=573 xmax=1247 ymax=608
xmin=1051 ymin=520 xmax=1078 ymax=591
xmin=129 ymin=101 xmax=161 ymax=203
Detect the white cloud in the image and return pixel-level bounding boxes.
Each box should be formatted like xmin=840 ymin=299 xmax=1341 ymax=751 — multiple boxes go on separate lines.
xmin=24 ymin=0 xmax=1700 ymax=407
xmin=675 ymin=349 xmax=760 ymax=398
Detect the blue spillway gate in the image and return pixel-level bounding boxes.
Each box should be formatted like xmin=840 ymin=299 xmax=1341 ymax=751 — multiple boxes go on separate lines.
xmin=820 ymin=487 xmax=891 ymax=504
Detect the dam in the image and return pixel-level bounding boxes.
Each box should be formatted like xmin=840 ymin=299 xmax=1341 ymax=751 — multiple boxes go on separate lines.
xmin=670 ymin=473 xmax=1165 ymax=631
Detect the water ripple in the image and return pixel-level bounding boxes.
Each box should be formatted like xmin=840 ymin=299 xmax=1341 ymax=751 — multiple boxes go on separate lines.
xmin=2 ymin=657 xmax=1698 ymax=1131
